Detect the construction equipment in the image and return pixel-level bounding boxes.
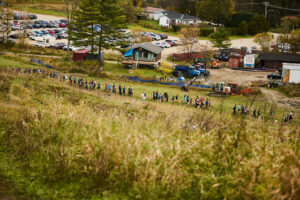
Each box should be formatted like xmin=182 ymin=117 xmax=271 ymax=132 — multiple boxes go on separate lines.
xmin=194 ymin=58 xmax=222 ymax=69
xmin=181 ymin=77 xmax=251 ymax=97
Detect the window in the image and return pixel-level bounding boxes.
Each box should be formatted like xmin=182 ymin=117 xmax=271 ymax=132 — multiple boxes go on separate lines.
xmin=143 ymin=51 xmax=148 ymax=58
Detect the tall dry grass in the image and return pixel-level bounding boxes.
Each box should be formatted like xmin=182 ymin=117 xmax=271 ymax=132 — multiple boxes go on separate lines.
xmin=0 ymin=69 xmax=299 ymax=199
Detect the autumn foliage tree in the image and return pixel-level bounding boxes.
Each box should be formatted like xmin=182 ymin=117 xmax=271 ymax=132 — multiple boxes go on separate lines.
xmin=180 ymin=28 xmax=199 ymax=53
xmin=254 ymin=32 xmax=274 ymax=52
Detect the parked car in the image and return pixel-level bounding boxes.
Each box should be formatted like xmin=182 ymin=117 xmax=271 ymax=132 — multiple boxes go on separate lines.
xmin=59 ymin=23 xmax=66 ymax=28
xmin=267 ymin=73 xmax=281 ymax=80
xmin=161 ymin=42 xmax=171 ymax=48
xmin=29 ymin=34 xmax=44 ymax=41
xmin=32 ymin=24 xmax=41 ymax=29
xmin=28 ymin=14 xmax=37 ymax=19
xmin=63 ymin=45 xmax=84 ymax=51
xmin=150 ymin=34 xmax=161 ymax=41
xmin=165 ymin=40 xmax=174 ymax=47
xmin=48 ymin=30 xmax=55 ymax=34
xmin=27 ymin=24 xmax=33 ymax=29
xmin=159 ymin=33 xmax=168 ymax=39
xmin=51 ymin=42 xmax=66 ymax=49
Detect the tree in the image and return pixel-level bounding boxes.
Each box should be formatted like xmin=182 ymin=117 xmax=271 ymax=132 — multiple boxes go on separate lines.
xmin=65 ymin=0 xmax=81 ymax=51
xmin=180 ymin=27 xmax=199 ymax=53
xmin=71 ymin=0 xmax=126 ymax=64
xmin=248 ymin=15 xmax=269 ymax=35
xmin=280 ymin=16 xmax=299 ymax=34
xmin=197 ymin=0 xmax=233 ymax=25
xmin=278 ymin=29 xmax=300 ymax=54
xmin=119 ymin=0 xmax=137 ymax=22
xmin=209 ymin=28 xmax=231 ymax=49
xmin=0 ymin=0 xmax=12 ymax=42
xmin=254 ymin=32 xmax=274 ymax=52
xmin=238 ymin=21 xmax=248 ymax=36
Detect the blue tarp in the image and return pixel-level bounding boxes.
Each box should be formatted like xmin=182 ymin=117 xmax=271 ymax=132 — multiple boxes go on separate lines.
xmin=30 ymin=58 xmax=55 ymax=69
xmin=124 ymin=49 xmax=133 ymax=57
xmin=126 ymin=76 xmax=211 ymax=89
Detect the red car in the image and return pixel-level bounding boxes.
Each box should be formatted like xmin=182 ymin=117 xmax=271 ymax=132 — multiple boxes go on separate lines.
xmin=59 ymin=23 xmax=66 ymax=28
xmin=48 ymin=30 xmax=55 ymax=34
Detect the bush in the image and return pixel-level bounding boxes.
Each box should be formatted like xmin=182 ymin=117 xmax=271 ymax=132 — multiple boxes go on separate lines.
xmin=156 ymin=62 xmax=173 ymax=75
xmin=200 ymin=28 xmax=214 ymax=37
xmin=171 ymin=25 xmax=181 ymax=32
xmin=278 ymin=83 xmax=300 ymax=97
xmin=248 ymin=15 xmax=270 ymax=35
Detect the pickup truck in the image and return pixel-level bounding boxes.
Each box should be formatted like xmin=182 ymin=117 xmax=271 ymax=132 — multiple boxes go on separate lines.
xmin=174 ymin=65 xmax=209 ymax=77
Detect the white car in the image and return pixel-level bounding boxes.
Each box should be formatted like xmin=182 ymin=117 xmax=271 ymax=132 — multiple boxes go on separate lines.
xmin=161 ymin=42 xmax=170 ymax=48
xmin=63 ymin=45 xmax=85 ymax=51
xmin=154 ymin=42 xmax=161 ymax=47
xmin=29 ymin=34 xmax=43 ymax=41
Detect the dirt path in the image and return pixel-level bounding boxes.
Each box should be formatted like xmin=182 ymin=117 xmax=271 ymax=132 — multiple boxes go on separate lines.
xmin=260 ymin=88 xmax=300 ymax=109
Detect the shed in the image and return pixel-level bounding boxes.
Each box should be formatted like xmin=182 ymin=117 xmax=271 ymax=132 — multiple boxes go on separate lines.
xmin=73 ymin=50 xmax=89 ymax=61
xmin=244 ymin=54 xmax=257 ymax=68
xmin=257 ymin=53 xmax=300 ymax=68
xmin=282 ymin=63 xmax=300 ymax=83
xmin=228 ymin=54 xmax=242 ymax=69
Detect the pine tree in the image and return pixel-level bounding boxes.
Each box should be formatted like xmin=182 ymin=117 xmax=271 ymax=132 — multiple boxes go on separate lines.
xmin=71 ymin=0 xmax=126 ymax=64
xmin=71 ymin=0 xmax=99 ymax=55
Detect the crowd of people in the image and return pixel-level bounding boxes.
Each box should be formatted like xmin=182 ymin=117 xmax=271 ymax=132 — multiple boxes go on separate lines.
xmin=3 ymin=67 xmax=296 ymax=124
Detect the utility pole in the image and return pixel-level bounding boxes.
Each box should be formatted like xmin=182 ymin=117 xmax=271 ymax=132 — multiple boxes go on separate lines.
xmin=263 ymin=1 xmax=270 ymax=18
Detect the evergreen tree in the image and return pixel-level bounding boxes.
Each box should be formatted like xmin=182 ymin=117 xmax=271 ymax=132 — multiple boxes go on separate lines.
xmin=248 ymin=15 xmax=269 ymax=35
xmin=209 ymin=28 xmax=231 ymax=48
xmin=71 ymin=0 xmax=126 ymax=64
xmin=238 ymin=21 xmax=248 ymax=36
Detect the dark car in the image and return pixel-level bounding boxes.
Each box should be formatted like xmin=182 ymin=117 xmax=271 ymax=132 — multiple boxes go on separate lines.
xmin=9 ymin=34 xmax=21 ymax=39
xmin=27 ymin=24 xmax=33 ymax=29
xmin=54 ymin=29 xmax=61 ymax=33
xmin=53 ymin=33 xmax=63 ymax=39
xmin=32 ymin=24 xmax=40 ymax=29
xmin=28 ymin=14 xmax=37 ymax=19
xmin=267 ymin=73 xmax=281 ymax=80
xmin=159 ymin=33 xmax=168 ymax=40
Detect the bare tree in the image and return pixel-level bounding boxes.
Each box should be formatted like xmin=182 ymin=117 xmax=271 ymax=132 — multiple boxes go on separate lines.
xmin=64 ymin=0 xmax=81 ymax=51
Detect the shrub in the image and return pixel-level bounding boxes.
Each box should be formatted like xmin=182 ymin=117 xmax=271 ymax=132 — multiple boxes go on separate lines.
xmin=200 ymin=28 xmax=214 ymax=37
xmin=278 ymin=83 xmax=300 ymax=97
xmin=171 ymin=25 xmax=181 ymax=32
xmin=238 ymin=21 xmax=248 ymax=36
xmin=156 ymin=62 xmax=173 ymax=75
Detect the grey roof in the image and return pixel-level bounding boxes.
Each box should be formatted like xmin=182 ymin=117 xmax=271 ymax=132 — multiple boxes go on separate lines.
xmin=131 ymin=43 xmax=163 ymax=54
xmin=163 ymin=11 xmax=199 ymax=20
xmin=258 ymin=53 xmax=300 ymax=63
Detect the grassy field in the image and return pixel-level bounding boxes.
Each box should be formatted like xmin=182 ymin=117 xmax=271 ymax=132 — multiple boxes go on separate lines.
xmin=0 ymin=63 xmax=299 ymax=199
xmin=13 ymin=3 xmax=67 ymax=17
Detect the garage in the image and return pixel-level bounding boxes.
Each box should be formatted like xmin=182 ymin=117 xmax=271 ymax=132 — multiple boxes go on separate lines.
xmin=282 ymin=63 xmax=300 ymax=83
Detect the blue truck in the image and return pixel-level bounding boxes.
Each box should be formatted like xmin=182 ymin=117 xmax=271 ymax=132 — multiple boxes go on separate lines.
xmin=173 ymin=65 xmax=210 ymax=78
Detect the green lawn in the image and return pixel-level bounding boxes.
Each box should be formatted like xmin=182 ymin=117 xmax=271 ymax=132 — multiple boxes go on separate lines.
xmin=13 ymin=4 xmax=67 ymax=17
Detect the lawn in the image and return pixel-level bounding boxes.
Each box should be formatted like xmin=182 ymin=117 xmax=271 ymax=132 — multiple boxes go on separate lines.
xmin=13 ymin=3 xmax=67 ymax=17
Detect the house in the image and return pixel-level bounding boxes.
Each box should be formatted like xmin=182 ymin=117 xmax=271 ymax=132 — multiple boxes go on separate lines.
xmin=144 ymin=7 xmax=166 ymax=21
xmin=282 ymin=63 xmax=300 ymax=83
xmin=122 ymin=43 xmax=163 ymax=69
xmin=159 ymin=11 xmax=200 ymax=27
xmin=257 ymin=53 xmax=300 ymax=68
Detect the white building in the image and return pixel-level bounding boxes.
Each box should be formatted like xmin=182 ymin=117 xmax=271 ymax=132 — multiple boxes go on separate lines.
xmin=244 ymin=54 xmax=257 ymax=68
xmin=144 ymin=7 xmax=166 ymax=21
xmin=159 ymin=11 xmax=200 ymax=27
xmin=282 ymin=63 xmax=300 ymax=83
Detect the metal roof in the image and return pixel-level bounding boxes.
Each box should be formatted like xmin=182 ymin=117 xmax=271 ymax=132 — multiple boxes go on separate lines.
xmin=258 ymin=53 xmax=300 ymax=63
xmin=130 ymin=43 xmax=163 ymax=54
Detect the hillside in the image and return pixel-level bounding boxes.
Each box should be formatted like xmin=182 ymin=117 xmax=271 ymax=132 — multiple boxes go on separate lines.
xmin=0 ymin=64 xmax=299 ymax=199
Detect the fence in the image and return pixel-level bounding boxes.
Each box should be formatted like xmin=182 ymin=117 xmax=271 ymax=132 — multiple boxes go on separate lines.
xmin=126 ymin=76 xmax=211 ymax=89
xmin=30 ymin=58 xmax=55 ymax=69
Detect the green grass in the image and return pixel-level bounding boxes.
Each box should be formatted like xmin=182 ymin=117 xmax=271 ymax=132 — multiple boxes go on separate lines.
xmin=13 ymin=4 xmax=67 ymax=17
xmin=128 ymin=23 xmax=180 ymax=37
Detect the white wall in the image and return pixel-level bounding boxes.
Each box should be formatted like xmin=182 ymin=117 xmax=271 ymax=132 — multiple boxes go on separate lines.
xmin=282 ymin=63 xmax=300 ymax=83
xmin=159 ymin=16 xmax=170 ymax=27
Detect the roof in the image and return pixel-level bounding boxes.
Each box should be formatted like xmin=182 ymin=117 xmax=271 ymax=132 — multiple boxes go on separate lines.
xmin=130 ymin=43 xmax=163 ymax=54
xmin=144 ymin=7 xmax=164 ymax=13
xmin=258 ymin=53 xmax=300 ymax=63
xmin=162 ymin=11 xmax=199 ymax=20
xmin=74 ymin=50 xmax=90 ymax=54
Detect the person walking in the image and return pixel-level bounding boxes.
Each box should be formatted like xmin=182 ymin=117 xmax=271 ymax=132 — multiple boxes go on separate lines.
xmin=153 ymin=91 xmax=156 ymax=101
xmin=257 ymin=109 xmax=261 ymax=118
xmin=119 ymin=85 xmax=122 ymax=94
xmin=238 ymin=105 xmax=241 ymax=112
xmin=289 ymin=111 xmax=293 ymax=123
xmin=233 ymin=104 xmax=237 ymax=115
xmin=123 ymin=86 xmax=126 ymax=96
xmin=253 ymin=108 xmax=256 ymax=118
